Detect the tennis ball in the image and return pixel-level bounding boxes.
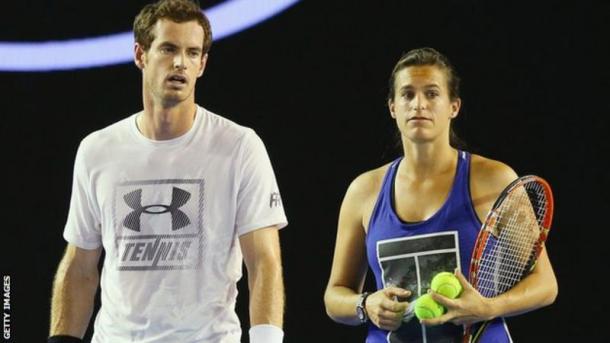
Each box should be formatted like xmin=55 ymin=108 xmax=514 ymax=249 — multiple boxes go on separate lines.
xmin=431 ymin=272 xmax=463 ymax=299
xmin=414 ymin=294 xmax=445 ymax=320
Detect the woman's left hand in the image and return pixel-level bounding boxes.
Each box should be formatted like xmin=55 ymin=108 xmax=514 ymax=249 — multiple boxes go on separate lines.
xmin=420 ymin=271 xmax=496 ymax=326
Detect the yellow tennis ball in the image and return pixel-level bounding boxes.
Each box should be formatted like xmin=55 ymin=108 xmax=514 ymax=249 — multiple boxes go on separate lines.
xmin=414 ymin=294 xmax=445 ymax=320
xmin=431 ymin=272 xmax=463 ymax=299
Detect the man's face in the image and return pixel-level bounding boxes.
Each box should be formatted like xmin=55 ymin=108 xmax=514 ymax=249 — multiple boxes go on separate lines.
xmin=388 ymin=65 xmax=460 ymax=144
xmin=135 ymin=19 xmax=207 ymax=106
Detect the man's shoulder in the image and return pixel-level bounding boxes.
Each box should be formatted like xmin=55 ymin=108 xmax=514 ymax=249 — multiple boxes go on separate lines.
xmin=201 ymin=107 xmax=277 ymax=154
xmin=77 ymin=114 xmax=135 ymax=154
xmin=203 ymin=107 xmax=250 ymax=134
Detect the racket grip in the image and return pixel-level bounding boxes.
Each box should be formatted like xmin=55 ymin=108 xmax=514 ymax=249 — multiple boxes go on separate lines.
xmin=462 ymin=324 xmax=472 ymax=343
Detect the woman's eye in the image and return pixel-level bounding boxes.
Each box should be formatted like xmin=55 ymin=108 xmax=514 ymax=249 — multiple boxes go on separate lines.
xmin=403 ymin=91 xmax=414 ymax=99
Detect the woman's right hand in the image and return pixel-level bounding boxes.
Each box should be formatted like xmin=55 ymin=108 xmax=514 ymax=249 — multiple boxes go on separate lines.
xmin=365 ymin=287 xmax=411 ymax=331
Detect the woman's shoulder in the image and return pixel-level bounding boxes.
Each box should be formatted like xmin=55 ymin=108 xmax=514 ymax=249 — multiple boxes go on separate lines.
xmin=347 ymin=162 xmax=394 ymax=198
xmin=341 ymin=162 xmax=395 ymax=226
xmin=469 ymin=153 xmax=518 ymax=199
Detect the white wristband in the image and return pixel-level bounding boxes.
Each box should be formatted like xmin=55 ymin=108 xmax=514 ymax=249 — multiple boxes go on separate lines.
xmin=249 ymin=324 xmax=284 ymax=343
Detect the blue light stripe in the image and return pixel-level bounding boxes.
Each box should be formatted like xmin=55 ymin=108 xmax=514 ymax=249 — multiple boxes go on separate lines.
xmin=0 ymin=0 xmax=299 ymax=72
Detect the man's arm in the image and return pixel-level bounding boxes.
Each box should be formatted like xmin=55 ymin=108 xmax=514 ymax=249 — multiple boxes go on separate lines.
xmin=50 ymin=243 xmax=102 ymax=338
xmin=239 ymin=226 xmax=284 ymax=340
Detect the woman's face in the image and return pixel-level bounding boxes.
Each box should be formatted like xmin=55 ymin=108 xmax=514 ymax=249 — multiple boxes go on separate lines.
xmin=388 ymin=65 xmax=460 ymax=145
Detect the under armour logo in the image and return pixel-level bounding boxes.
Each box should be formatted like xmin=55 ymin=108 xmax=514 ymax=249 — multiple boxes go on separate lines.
xmin=270 ymin=192 xmax=282 ymax=208
xmin=123 ymin=187 xmax=191 ymax=232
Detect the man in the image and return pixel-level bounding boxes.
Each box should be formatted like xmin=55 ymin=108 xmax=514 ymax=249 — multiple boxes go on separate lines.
xmin=48 ymin=1 xmax=287 ymax=342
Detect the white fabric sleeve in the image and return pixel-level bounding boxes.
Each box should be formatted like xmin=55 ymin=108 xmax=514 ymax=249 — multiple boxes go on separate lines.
xmin=62 ymin=140 xmax=102 ymax=249
xmin=235 ymin=130 xmax=287 ymax=236
xmin=249 ymin=324 xmax=284 ymax=343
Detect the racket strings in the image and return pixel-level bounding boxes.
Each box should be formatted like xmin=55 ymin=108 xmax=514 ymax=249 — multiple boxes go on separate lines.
xmin=529 ymin=182 xmax=548 ymax=226
xmin=475 ymin=181 xmax=548 ymax=297
xmin=478 ymin=194 xmax=535 ymax=295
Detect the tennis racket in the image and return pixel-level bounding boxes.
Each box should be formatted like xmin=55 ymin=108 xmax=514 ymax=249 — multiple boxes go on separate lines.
xmin=463 ymin=175 xmax=554 ymax=343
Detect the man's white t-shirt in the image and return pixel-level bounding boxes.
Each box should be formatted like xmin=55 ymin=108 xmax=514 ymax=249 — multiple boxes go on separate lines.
xmin=63 ymin=106 xmax=287 ymax=343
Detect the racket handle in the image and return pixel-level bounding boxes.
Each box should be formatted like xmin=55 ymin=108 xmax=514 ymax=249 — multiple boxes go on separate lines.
xmin=462 ymin=324 xmax=472 ymax=343
xmin=471 ymin=321 xmax=489 ymax=343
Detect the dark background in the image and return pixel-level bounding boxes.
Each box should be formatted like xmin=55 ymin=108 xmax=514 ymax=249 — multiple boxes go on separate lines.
xmin=1 ymin=0 xmax=608 ymax=341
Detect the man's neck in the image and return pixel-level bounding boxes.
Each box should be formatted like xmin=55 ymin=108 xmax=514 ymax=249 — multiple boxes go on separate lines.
xmin=138 ymin=100 xmax=197 ymax=141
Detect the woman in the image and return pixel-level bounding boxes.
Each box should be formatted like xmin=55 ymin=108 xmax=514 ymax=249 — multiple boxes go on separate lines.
xmin=324 ymin=47 xmax=557 ymax=342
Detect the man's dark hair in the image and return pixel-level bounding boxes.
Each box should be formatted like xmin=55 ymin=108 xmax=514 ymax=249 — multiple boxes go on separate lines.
xmin=134 ymin=0 xmax=212 ymax=53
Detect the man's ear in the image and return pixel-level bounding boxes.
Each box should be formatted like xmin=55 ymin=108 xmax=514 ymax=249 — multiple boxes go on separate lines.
xmin=197 ymin=53 xmax=208 ymax=77
xmin=134 ymin=43 xmax=146 ymax=70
